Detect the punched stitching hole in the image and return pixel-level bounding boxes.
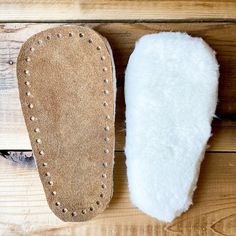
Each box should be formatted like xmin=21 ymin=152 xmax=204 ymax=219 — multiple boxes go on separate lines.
xmin=72 ymin=212 xmax=77 ymax=217
xmin=104 ymin=137 xmax=109 ymax=142
xmin=30 ymin=116 xmax=36 ymax=121
xmin=102 ymin=173 xmax=107 ymax=178
xmin=39 ymin=150 xmax=44 ymax=155
xmin=24 ymin=70 xmax=30 ymax=75
xmin=28 ymin=103 xmax=34 ymax=109
xmin=36 ymin=139 xmax=42 ymax=143
xmin=34 ymin=128 xmax=40 ymax=133
xmin=103 ymin=162 xmax=108 ymax=167
xmin=104 ymin=126 xmax=110 ymax=131
xmin=62 ymin=208 xmax=68 ymax=213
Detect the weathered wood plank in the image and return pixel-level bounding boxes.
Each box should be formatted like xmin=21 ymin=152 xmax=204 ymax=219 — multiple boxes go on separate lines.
xmin=0 ymin=152 xmax=235 ymax=235
xmin=0 ymin=0 xmax=235 ymax=21
xmin=0 ymin=23 xmax=236 ymax=150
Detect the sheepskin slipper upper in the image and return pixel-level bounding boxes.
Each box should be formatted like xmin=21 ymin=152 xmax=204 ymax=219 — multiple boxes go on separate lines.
xmin=125 ymin=32 xmax=219 ymax=222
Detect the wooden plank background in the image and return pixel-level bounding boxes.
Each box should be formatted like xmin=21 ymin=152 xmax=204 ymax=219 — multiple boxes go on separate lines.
xmin=0 ymin=1 xmax=236 ymax=233
xmin=0 ymin=152 xmax=236 ymax=236
xmin=0 ymin=0 xmax=236 ymax=21
xmin=1 ymin=23 xmax=236 ymax=150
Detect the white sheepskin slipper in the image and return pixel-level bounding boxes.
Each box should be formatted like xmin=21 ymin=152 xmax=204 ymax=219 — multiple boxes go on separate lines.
xmin=125 ymin=32 xmax=219 ymax=222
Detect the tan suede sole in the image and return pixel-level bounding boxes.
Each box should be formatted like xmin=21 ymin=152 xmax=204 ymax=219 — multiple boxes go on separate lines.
xmin=17 ymin=26 xmax=115 ymax=222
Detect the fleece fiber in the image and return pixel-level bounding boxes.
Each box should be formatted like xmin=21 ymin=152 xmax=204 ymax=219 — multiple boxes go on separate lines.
xmin=125 ymin=32 xmax=219 ymax=222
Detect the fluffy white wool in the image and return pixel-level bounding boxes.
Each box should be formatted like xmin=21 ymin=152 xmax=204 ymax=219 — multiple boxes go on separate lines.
xmin=125 ymin=32 xmax=219 ymax=222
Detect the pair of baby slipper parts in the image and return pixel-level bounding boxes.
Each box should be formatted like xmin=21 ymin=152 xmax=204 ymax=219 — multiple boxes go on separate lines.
xmin=17 ymin=26 xmax=219 ymax=223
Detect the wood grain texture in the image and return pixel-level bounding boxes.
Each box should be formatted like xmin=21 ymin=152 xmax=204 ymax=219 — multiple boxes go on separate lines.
xmin=1 ymin=23 xmax=236 ymax=150
xmin=0 ymin=0 xmax=236 ymax=21
xmin=1 ymin=22 xmax=236 ymax=235
xmin=0 ymin=152 xmax=236 ymax=236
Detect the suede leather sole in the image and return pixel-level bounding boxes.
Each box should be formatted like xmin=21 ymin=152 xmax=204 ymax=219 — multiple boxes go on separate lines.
xmin=17 ymin=26 xmax=115 ymax=222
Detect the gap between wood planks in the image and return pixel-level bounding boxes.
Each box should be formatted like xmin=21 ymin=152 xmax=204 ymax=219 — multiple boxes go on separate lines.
xmin=1 ymin=19 xmax=236 ymax=23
